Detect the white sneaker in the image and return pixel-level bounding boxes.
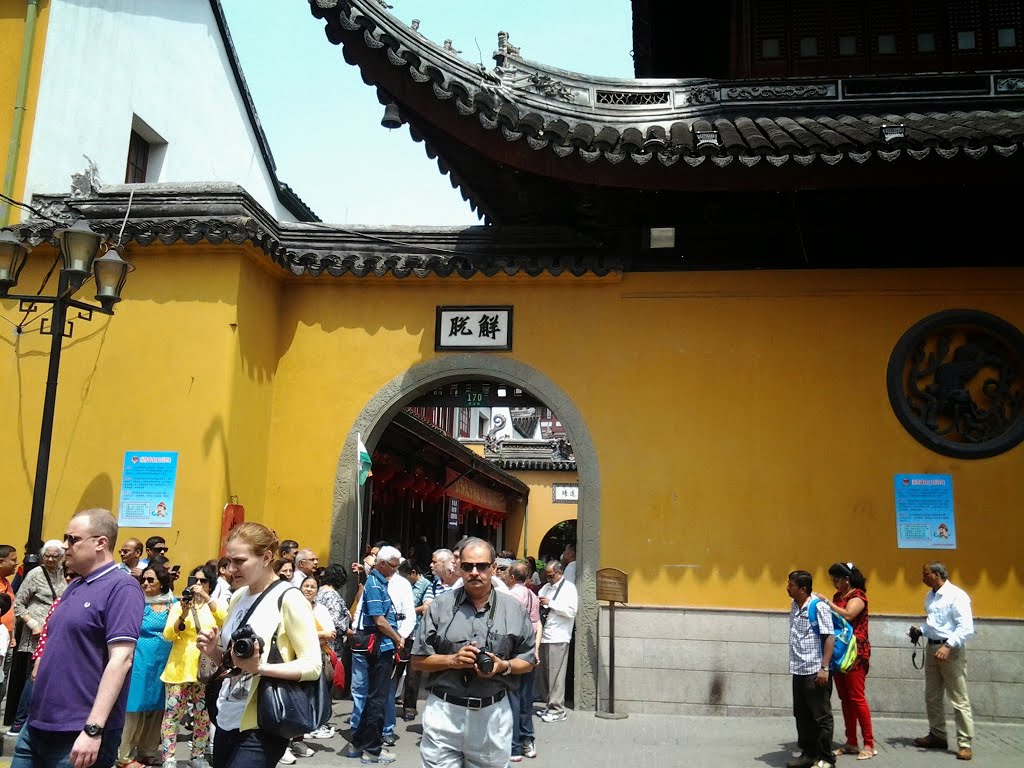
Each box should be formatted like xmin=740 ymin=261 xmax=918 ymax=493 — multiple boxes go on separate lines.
xmin=290 ymin=741 xmax=314 ymax=758
xmin=279 ymin=748 xmax=297 ymax=765
xmin=540 ymin=710 xmax=566 ymax=723
xmin=305 ymin=725 xmax=335 ymax=740
xmin=360 ymin=751 xmax=397 ymax=765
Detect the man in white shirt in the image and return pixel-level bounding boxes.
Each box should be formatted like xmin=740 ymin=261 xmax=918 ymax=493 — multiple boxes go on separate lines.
xmin=291 ymin=549 xmax=318 ymax=588
xmin=382 ymin=559 xmax=417 ymax=746
xmin=909 ymin=562 xmax=975 ymax=761
xmin=537 ymin=560 xmax=577 ymax=722
xmin=560 ymin=544 xmax=577 ymax=585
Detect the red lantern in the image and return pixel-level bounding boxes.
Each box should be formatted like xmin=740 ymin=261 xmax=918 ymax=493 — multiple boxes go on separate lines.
xmin=220 ymin=497 xmax=245 ymax=556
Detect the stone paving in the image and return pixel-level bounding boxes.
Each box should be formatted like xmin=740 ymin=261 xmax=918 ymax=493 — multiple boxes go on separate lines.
xmin=3 ymin=698 xmax=1022 ymax=767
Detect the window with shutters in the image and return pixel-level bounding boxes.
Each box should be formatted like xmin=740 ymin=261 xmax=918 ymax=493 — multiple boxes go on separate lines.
xmin=125 ymin=130 xmax=149 ymax=184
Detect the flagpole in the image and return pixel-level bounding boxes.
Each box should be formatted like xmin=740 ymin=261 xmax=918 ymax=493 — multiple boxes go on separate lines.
xmin=355 ymin=433 xmax=363 ymax=563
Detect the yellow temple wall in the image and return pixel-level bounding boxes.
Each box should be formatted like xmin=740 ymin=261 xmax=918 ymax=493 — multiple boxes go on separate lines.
xmin=2 ymin=243 xmax=1022 ymax=619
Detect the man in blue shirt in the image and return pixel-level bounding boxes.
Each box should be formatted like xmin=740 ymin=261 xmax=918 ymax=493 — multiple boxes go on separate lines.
xmin=343 ymin=546 xmax=403 ymax=764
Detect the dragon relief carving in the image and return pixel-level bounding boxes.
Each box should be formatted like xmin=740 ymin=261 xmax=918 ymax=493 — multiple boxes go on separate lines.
xmin=725 ymin=84 xmax=833 ymax=101
xmin=484 ymin=413 xmax=506 ymax=453
xmin=906 ymin=334 xmax=1020 ymax=443
xmin=528 ymin=73 xmax=576 ymax=103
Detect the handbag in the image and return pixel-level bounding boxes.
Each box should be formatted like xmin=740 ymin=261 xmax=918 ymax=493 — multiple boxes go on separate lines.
xmin=328 ymin=648 xmax=346 ymax=689
xmin=256 ymin=590 xmax=332 ymax=739
xmin=349 ymin=588 xmax=379 ymax=656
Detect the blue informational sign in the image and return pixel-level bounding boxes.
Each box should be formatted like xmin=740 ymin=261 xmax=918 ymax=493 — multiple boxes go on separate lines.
xmin=894 ymin=474 xmax=956 ymax=549
xmin=118 ymin=451 xmax=179 ymax=528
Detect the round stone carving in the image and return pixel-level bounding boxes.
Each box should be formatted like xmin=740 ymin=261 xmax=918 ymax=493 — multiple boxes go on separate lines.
xmin=887 ymin=310 xmax=1024 ymax=459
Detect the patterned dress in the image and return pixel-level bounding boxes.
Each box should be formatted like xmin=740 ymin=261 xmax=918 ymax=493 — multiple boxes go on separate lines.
xmin=834 ymin=587 xmax=870 ymax=672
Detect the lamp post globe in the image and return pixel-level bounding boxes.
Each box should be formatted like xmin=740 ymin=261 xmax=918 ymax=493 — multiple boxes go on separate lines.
xmin=92 ymin=246 xmax=134 ymax=312
xmin=0 ymin=228 xmax=30 ymax=297
xmin=55 ymin=219 xmax=103 ymax=289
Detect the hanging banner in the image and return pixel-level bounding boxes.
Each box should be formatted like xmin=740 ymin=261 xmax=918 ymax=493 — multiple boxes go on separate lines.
xmin=894 ymin=473 xmax=956 ymax=549
xmin=445 ymin=468 xmax=508 ymax=514
xmin=118 ymin=451 xmax=179 ymax=528
xmin=447 ymin=498 xmax=460 ymax=529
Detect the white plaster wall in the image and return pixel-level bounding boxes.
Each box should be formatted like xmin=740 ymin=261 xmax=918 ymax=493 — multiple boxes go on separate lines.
xmin=22 ymin=0 xmax=295 ymax=221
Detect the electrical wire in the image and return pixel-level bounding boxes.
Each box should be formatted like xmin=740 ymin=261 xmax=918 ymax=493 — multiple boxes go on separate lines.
xmin=0 ymin=192 xmax=66 ymax=226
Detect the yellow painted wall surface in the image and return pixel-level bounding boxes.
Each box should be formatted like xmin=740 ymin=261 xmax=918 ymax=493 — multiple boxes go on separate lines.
xmin=0 ymin=244 xmax=268 ymax=570
xmin=0 ymin=0 xmax=50 ymax=222
xmin=3 ymin=243 xmax=1022 ymax=620
xmin=503 ymin=469 xmax=579 ymax=560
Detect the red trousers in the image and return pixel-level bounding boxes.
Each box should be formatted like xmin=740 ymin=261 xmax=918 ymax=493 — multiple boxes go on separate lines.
xmin=835 ymin=665 xmax=874 ymax=749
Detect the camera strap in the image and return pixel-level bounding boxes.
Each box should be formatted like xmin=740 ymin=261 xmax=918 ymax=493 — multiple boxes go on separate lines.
xmin=911 ymin=636 xmax=924 ymax=670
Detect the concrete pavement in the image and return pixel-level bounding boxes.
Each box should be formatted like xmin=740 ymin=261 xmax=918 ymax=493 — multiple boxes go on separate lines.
xmin=3 ymin=698 xmax=1022 ymax=767
xmin=237 ymin=699 xmax=1024 ymax=768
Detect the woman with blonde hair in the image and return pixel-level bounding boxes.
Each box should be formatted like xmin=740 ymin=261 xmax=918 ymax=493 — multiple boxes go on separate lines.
xmin=196 ymin=523 xmax=321 ymax=768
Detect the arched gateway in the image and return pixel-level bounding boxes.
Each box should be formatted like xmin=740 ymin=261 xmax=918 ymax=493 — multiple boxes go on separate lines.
xmin=329 ymin=354 xmax=601 ymax=709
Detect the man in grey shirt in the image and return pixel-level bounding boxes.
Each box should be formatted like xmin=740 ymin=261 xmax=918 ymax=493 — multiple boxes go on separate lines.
xmin=412 ymin=538 xmax=535 ymax=768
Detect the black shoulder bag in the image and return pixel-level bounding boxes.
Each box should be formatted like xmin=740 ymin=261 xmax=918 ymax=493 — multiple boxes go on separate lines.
xmin=256 ymin=587 xmax=332 ymax=738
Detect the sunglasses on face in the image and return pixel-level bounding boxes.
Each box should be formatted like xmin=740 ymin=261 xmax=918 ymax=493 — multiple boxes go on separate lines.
xmin=63 ymin=534 xmax=100 ymax=546
xmin=460 ymin=562 xmax=493 ymax=573
xmin=142 ymin=577 xmax=158 ymax=583
xmin=152 ymin=547 xmax=169 ymax=554
xmin=193 ymin=577 xmax=209 ymax=584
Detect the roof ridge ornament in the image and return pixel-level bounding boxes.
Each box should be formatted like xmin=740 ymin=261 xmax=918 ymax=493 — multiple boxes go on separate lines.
xmin=496 ymin=31 xmax=521 ymax=60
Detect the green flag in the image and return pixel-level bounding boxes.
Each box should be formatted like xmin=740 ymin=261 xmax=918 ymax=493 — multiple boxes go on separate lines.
xmin=357 ymin=436 xmax=372 ymax=486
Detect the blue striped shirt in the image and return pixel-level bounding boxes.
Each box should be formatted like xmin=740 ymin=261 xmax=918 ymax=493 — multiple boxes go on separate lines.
xmin=360 ymin=568 xmax=397 ymax=653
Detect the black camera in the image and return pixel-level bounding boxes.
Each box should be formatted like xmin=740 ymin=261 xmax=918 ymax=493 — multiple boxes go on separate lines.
xmin=230 ymin=624 xmax=262 ymax=660
xmin=539 ymin=605 xmax=551 ymax=623
xmin=909 ymin=626 xmax=923 ymax=644
xmin=475 ymin=647 xmax=495 ymax=675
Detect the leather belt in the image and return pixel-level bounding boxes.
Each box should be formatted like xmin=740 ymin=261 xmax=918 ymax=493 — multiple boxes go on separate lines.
xmin=435 ymin=690 xmax=506 ymax=710
xmin=928 ymin=638 xmax=947 ymax=645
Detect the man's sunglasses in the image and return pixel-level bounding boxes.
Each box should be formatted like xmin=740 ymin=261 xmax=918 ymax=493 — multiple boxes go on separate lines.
xmin=63 ymin=534 xmax=100 ymax=546
xmin=460 ymin=562 xmax=493 ymax=573
xmin=152 ymin=547 xmax=169 ymax=554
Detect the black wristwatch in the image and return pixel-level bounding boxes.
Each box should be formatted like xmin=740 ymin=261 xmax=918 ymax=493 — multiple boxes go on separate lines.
xmin=83 ymin=723 xmax=104 ymax=738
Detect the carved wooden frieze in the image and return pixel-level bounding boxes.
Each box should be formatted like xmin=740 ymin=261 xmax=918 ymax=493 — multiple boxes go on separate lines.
xmin=722 ymin=83 xmax=837 ymax=102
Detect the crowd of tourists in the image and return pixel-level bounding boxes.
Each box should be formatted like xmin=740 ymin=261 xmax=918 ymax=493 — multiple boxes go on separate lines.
xmin=0 ymin=518 xmax=580 ymax=768
xmin=0 ymin=518 xmax=978 ymax=768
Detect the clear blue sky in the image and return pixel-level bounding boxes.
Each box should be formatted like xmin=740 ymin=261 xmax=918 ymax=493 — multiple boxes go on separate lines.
xmin=220 ymin=0 xmax=634 ymax=225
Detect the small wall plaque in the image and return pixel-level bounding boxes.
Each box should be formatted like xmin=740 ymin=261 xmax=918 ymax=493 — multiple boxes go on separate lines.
xmin=436 ymin=306 xmax=513 ymax=351
xmin=552 ymin=483 xmax=578 ymax=503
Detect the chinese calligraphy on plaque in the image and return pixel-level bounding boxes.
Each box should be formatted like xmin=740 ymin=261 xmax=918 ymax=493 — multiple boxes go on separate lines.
xmin=435 ymin=306 xmax=513 ymax=351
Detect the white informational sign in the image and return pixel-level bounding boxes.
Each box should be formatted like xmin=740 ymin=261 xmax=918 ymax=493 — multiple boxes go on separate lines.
xmin=435 ymin=306 xmax=513 ymax=351
xmin=894 ymin=473 xmax=956 ymax=549
xmin=118 ymin=451 xmax=179 ymax=528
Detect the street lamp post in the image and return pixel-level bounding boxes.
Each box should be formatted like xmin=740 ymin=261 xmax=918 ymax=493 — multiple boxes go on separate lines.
xmin=0 ymin=221 xmax=134 ymax=553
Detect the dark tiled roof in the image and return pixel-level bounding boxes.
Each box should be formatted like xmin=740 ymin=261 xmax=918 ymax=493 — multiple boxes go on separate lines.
xmin=9 ymin=185 xmax=618 ymax=279
xmin=493 ymin=459 xmax=577 ymax=472
xmin=309 ymin=0 xmax=1024 ymax=170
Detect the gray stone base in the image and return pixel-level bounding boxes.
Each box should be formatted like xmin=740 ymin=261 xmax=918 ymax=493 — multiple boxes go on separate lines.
xmin=597 ymin=605 xmax=1024 ymax=722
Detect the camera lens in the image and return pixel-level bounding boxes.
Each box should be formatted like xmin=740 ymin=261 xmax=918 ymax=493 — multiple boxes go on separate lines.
xmin=233 ymin=638 xmax=254 ymax=658
xmin=475 ymin=650 xmax=494 ymax=675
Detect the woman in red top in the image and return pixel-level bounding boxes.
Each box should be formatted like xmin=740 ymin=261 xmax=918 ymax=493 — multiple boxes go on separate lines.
xmin=820 ymin=562 xmax=874 ymax=760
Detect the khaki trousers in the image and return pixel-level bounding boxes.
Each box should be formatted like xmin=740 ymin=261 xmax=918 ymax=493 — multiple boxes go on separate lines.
xmin=539 ymin=642 xmax=570 ymax=716
xmin=118 ymin=710 xmax=163 ymax=764
xmin=925 ymin=644 xmax=974 ymax=748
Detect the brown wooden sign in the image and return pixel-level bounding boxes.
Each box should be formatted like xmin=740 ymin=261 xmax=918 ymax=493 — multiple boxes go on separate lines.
xmin=596 ymin=567 xmax=628 ymax=603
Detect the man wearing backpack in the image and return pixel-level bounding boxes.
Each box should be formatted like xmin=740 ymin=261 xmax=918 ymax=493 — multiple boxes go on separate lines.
xmin=787 ymin=570 xmax=836 ymax=768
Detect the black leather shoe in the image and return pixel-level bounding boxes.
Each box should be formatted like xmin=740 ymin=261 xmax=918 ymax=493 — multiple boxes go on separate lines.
xmin=786 ymin=756 xmax=814 ymax=768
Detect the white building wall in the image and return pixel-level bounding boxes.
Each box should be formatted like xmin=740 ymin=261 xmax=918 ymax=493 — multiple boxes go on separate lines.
xmin=22 ymin=0 xmax=295 ymax=221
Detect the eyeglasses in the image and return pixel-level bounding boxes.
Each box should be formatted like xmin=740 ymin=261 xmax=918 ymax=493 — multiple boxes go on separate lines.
xmin=63 ymin=534 xmax=100 ymax=547
xmin=142 ymin=576 xmax=158 ymax=583
xmin=152 ymin=547 xmax=169 ymax=554
xmin=194 ymin=577 xmax=209 ymax=584
xmin=460 ymin=562 xmax=493 ymax=573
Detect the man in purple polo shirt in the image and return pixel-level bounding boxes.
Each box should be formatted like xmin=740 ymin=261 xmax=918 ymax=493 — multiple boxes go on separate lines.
xmin=10 ymin=508 xmax=143 ymax=768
